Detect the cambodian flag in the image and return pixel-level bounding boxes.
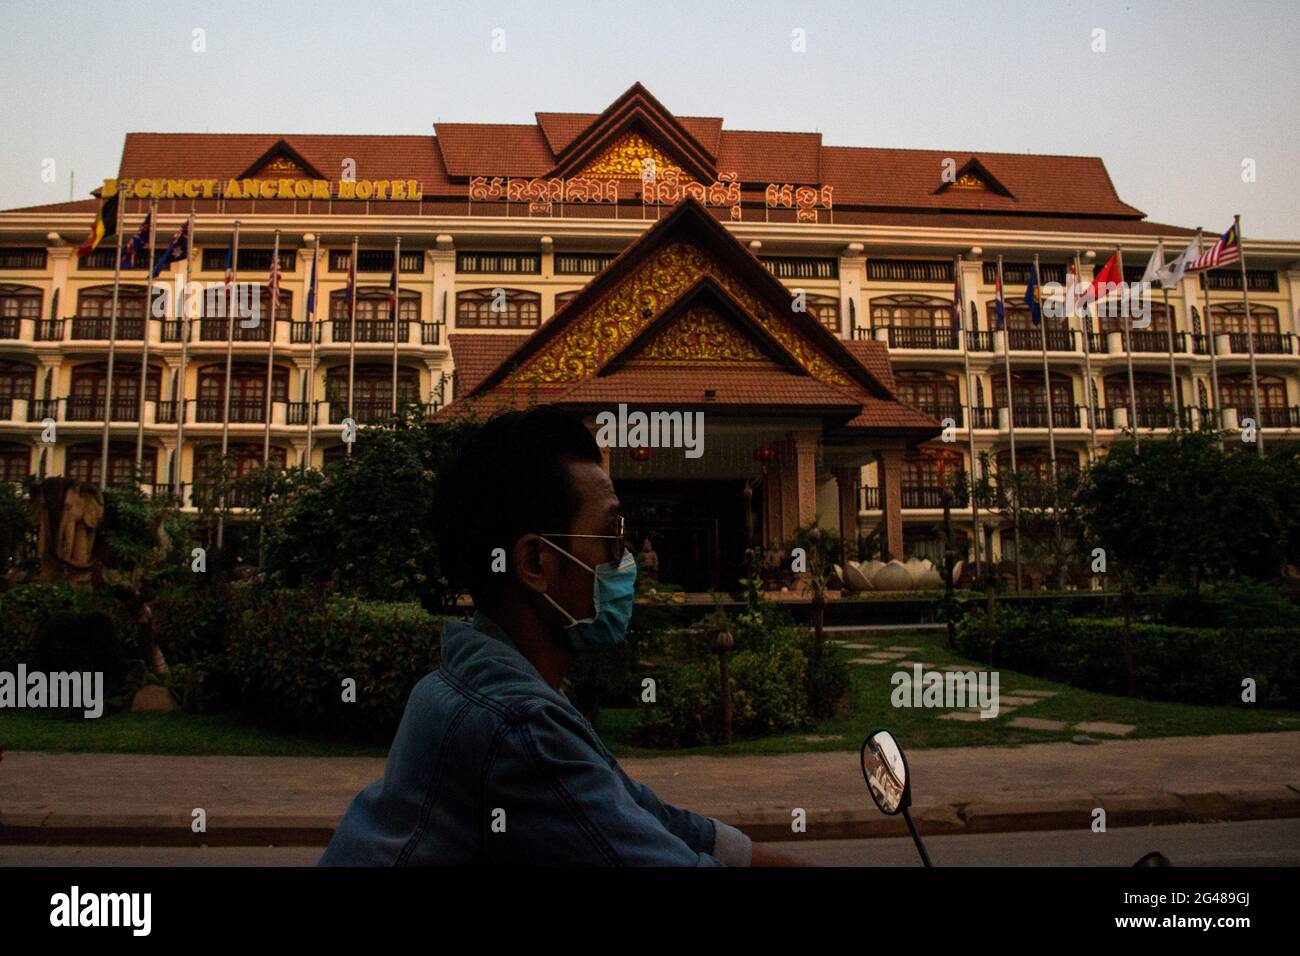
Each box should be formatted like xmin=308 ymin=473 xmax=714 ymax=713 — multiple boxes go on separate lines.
xmin=994 ymin=266 xmax=1006 ymax=331
xmin=1024 ymin=262 xmax=1042 ymax=326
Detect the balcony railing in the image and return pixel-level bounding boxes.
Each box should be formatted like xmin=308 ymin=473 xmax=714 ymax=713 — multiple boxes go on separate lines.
xmin=1007 ymin=404 xmax=1080 ymax=428
xmin=156 ymin=400 xmax=179 ymax=424
xmin=969 ymin=406 xmax=999 ymax=429
xmin=1086 ymin=333 xmax=1108 ymax=353
xmin=287 ymin=402 xmax=311 ymax=425
xmin=27 ymin=398 xmax=59 ymax=421
xmin=1228 ymin=332 xmax=1294 ymax=355
xmin=421 ymin=322 xmax=443 ymax=346
xmin=0 ymin=397 xmax=12 ymax=419
xmin=1234 ymin=406 xmax=1300 ymax=428
xmin=1008 ymin=329 xmax=1075 ymax=352
xmin=913 ymin=403 xmax=963 ymax=426
xmin=1191 ymin=334 xmax=1211 ymax=355
xmin=35 ymin=319 xmax=64 ymax=341
xmin=901 ymin=486 xmax=948 ymax=509
xmin=965 ymin=331 xmax=995 ymax=352
xmin=887 ymin=326 xmax=958 ymax=350
xmin=328 ymin=400 xmax=436 ymax=424
xmin=65 ymin=397 xmax=142 ymax=421
xmin=190 ymin=483 xmax=263 ymax=510
xmin=196 ymin=399 xmax=268 ymax=423
xmin=1127 ymin=331 xmax=1185 ymax=353
xmin=70 ymin=316 xmax=145 ymax=340
xmin=860 ymin=485 xmax=880 ymax=510
xmin=162 ymin=321 xmax=189 ymax=342
xmin=290 ymin=322 xmax=319 ymax=344
xmin=331 ymin=320 xmax=409 ymax=343
xmin=199 ymin=318 xmax=271 ymax=342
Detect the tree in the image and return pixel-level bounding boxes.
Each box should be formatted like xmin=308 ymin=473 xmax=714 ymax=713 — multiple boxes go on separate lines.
xmin=787 ymin=520 xmax=840 ymax=663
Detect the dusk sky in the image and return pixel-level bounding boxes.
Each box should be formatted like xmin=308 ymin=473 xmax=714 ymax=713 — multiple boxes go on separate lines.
xmin=3 ymin=0 xmax=1297 ymax=237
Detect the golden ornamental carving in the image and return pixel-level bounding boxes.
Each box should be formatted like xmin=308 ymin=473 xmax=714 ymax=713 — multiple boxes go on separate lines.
xmin=579 ymin=131 xmax=681 ymax=180
xmin=512 ymin=239 xmax=853 ymax=389
xmin=951 ymin=172 xmax=986 ymax=190
xmin=258 ymin=154 xmax=305 ymax=176
xmin=629 ymin=304 xmax=774 ymax=366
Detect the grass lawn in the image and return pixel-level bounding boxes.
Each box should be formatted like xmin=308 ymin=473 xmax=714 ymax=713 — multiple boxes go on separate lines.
xmin=3 ymin=628 xmax=1296 ymax=758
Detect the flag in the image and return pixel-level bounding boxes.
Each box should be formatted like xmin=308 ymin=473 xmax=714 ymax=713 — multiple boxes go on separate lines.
xmin=951 ymin=263 xmax=963 ymax=336
xmin=1023 ymin=262 xmax=1042 ymax=326
xmin=268 ymin=254 xmax=282 ymax=314
xmin=1139 ymin=243 xmax=1163 ymax=287
xmin=1066 ymin=262 xmax=1083 ymax=320
xmin=345 ymin=251 xmax=357 ymax=317
xmin=1191 ymin=222 xmax=1240 ymax=271
xmin=1090 ymin=252 xmax=1122 ymax=304
xmin=75 ymin=192 xmax=120 ymax=258
xmin=223 ymin=237 xmax=235 ymax=288
xmin=1157 ymin=236 xmax=1199 ymax=289
xmin=994 ymin=264 xmax=1006 ymax=330
xmin=306 ymin=251 xmax=319 ymax=320
xmin=151 ymin=221 xmax=189 ymax=278
xmin=387 ymin=260 xmax=398 ymax=319
xmin=120 ymin=212 xmax=152 ymax=269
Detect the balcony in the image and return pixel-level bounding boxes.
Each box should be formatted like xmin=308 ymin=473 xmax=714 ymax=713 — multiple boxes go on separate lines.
xmin=901 ymin=486 xmax=949 ymax=509
xmin=290 ymin=322 xmax=319 ymax=344
xmin=1007 ymin=404 xmax=1080 ymax=428
xmin=860 ymin=485 xmax=880 ymax=510
xmin=1228 ymin=332 xmax=1294 ymax=355
xmin=27 ymin=398 xmax=59 ymax=421
xmin=196 ymin=399 xmax=269 ymax=424
xmin=1008 ymin=329 xmax=1075 ymax=352
xmin=65 ymin=397 xmax=142 ymax=422
xmin=287 ymin=402 xmax=312 ymax=425
xmin=328 ymin=400 xmax=436 ymax=425
xmin=190 ymin=483 xmax=262 ymax=510
xmin=1086 ymin=333 xmax=1108 ymax=354
xmin=1239 ymin=406 xmax=1300 ymax=428
xmin=421 ymin=322 xmax=443 ymax=346
xmin=35 ymin=320 xmax=64 ymax=341
xmin=156 ymin=400 xmax=179 ymax=424
xmin=887 ymin=326 xmax=958 ymax=350
xmin=199 ymin=318 xmax=270 ymax=342
xmin=331 ymin=320 xmax=409 ymax=344
xmin=70 ymin=316 xmax=144 ymax=340
xmin=1128 ymin=331 xmax=1186 ymax=353
xmin=913 ymin=403 xmax=963 ymax=426
xmin=1191 ymin=334 xmax=1211 ymax=355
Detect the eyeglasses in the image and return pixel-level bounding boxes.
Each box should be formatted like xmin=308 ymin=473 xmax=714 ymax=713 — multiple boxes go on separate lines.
xmin=541 ymin=516 xmax=626 ymax=565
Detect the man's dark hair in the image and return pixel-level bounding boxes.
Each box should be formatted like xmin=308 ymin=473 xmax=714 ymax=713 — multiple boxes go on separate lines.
xmin=433 ymin=405 xmax=602 ymax=608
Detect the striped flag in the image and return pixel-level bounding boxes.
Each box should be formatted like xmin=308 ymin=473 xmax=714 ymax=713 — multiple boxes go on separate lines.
xmin=120 ymin=212 xmax=152 ymax=269
xmin=951 ymin=262 xmax=963 ymax=336
xmin=268 ymin=254 xmax=283 ymax=313
xmin=994 ymin=264 xmax=1006 ymax=330
xmin=306 ymin=251 xmax=318 ymax=320
xmin=1191 ymin=222 xmax=1241 ymax=271
xmin=75 ymin=192 xmax=120 ymax=258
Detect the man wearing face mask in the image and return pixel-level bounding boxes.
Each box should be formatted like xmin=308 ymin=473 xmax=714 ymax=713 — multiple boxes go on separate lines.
xmin=319 ymin=405 xmax=803 ymax=866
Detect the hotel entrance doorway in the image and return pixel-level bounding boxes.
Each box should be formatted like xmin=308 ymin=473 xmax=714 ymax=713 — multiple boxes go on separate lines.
xmin=619 ymin=479 xmax=750 ymax=592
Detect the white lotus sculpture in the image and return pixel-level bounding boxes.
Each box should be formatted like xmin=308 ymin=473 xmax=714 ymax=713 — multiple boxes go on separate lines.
xmin=836 ymin=557 xmax=957 ymax=592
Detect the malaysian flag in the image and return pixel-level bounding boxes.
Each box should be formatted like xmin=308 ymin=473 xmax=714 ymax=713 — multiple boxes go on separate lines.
xmin=1191 ymin=222 xmax=1241 ymax=271
xmin=120 ymin=211 xmax=152 ymax=269
xmin=268 ymin=254 xmax=283 ymax=314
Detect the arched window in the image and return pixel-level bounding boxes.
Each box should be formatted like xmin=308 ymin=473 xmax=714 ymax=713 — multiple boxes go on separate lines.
xmin=193 ymin=442 xmax=287 ymax=507
xmin=870 ymin=295 xmax=951 ymax=329
xmin=1097 ymin=301 xmax=1173 ymax=334
xmin=995 ymin=447 xmax=1079 ymax=483
xmin=65 ymin=441 xmax=153 ymax=486
xmin=902 ymin=448 xmax=963 ymax=508
xmin=326 ymin=364 xmax=421 ymax=423
xmin=802 ymin=294 xmax=840 ymax=333
xmin=1191 ymin=306 xmax=1202 ymax=336
xmin=1219 ymin=375 xmax=1286 ymax=416
xmin=0 ymin=441 xmax=30 ymax=481
xmin=991 ymin=371 xmax=1074 ymax=410
xmin=0 ymin=284 xmax=42 ymax=337
xmin=68 ymin=362 xmax=161 ymax=421
xmin=1210 ymin=303 xmax=1279 ymax=335
xmin=553 ymin=289 xmax=581 ymax=315
xmin=196 ymin=363 xmax=289 ymax=422
xmin=457 ymin=288 xmax=541 ymax=329
xmin=1104 ymin=373 xmax=1179 ymax=426
xmin=73 ymin=284 xmax=152 ymax=339
xmin=1197 ymin=380 xmax=1209 ymax=408
xmin=329 ymin=288 xmax=419 ymax=325
xmin=895 ymin=371 xmax=960 ymax=417
xmin=198 ymin=288 xmax=293 ymax=341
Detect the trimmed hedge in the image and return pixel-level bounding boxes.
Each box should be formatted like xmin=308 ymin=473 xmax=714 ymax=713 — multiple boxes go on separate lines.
xmin=224 ymin=585 xmax=442 ymax=737
xmin=957 ymin=606 xmax=1299 ymax=708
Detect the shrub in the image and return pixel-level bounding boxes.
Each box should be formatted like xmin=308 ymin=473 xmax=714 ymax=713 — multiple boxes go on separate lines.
xmin=28 ymin=610 xmax=128 ymax=705
xmin=223 ymin=585 xmax=442 ymax=737
xmin=957 ymin=606 xmax=1300 ymax=708
xmin=0 ymin=583 xmax=98 ymax=671
xmin=1158 ymin=580 xmax=1300 ymax=630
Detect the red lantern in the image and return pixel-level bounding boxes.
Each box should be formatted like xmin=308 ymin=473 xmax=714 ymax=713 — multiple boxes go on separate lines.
xmin=753 ymin=446 xmax=775 ymax=465
xmin=630 ymin=446 xmax=652 ymax=463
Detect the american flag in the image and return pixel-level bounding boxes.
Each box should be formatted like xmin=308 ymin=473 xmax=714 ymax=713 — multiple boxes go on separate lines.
xmin=1191 ymin=222 xmax=1241 ymax=271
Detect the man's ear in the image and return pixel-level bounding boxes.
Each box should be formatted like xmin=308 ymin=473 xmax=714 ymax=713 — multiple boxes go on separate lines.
xmin=512 ymin=534 xmax=552 ymax=595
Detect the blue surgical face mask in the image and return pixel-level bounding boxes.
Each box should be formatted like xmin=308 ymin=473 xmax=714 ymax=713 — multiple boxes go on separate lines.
xmin=539 ymin=537 xmax=637 ymax=651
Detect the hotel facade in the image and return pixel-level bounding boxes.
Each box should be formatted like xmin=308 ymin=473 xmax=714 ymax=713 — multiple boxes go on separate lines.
xmin=2 ymin=84 xmax=1298 ymax=589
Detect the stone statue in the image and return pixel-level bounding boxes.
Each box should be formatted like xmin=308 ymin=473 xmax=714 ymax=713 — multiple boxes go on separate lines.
xmin=34 ymin=477 xmax=104 ymax=589
xmin=637 ymin=536 xmax=659 ymax=581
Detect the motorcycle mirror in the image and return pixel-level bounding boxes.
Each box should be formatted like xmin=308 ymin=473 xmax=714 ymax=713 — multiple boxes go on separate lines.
xmin=860 ymin=730 xmax=910 ymax=815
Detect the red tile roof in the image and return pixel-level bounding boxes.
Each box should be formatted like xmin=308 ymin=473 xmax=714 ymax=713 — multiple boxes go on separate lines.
xmin=552 ymin=368 xmax=864 ymax=411
xmin=448 ymin=332 xmax=534 ymax=397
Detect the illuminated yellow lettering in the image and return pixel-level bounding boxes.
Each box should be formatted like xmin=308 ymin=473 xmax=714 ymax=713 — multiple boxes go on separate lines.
xmin=356 ymin=181 xmax=374 ymax=200
xmin=293 ymin=180 xmax=312 ymax=199
xmin=200 ymin=179 xmax=217 ymax=198
xmin=134 ymin=179 xmax=152 ymax=198
xmin=312 ymin=180 xmax=331 ymax=199
xmin=391 ymin=180 xmax=407 ymax=200
xmin=277 ymin=179 xmax=295 ymax=199
xmin=409 ymin=180 xmax=422 ymax=200
xmin=101 ymin=178 xmax=120 ymax=198
xmin=166 ymin=179 xmax=185 ymax=198
xmin=337 ymin=180 xmax=356 ymax=199
xmin=223 ymin=180 xmax=242 ymax=198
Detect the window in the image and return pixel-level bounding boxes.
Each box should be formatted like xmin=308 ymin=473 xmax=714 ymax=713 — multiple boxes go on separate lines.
xmin=1203 ymin=269 xmax=1279 ymax=293
xmin=870 ymin=295 xmax=952 ymax=328
xmin=896 ymin=372 xmax=960 ymax=414
xmin=196 ymin=443 xmax=287 ymax=478
xmin=556 ymin=252 xmax=616 ymax=275
xmin=329 ymin=289 xmax=420 ymax=325
xmin=761 ymin=257 xmax=838 ymax=280
xmin=76 ymin=285 xmax=149 ymax=319
xmin=0 ymin=442 xmax=30 ymax=481
xmin=904 ymin=449 xmax=963 ymax=487
xmin=801 ymin=294 xmax=840 ymax=332
xmin=991 ymin=372 xmax=1073 ymax=410
xmin=0 ymin=285 xmax=41 ymax=336
xmin=456 ymin=252 xmax=540 ymax=274
xmin=78 ymin=248 xmax=149 ymax=271
xmin=1104 ymin=374 xmax=1177 ymax=417
xmin=201 ymin=248 xmax=297 ymax=273
xmin=327 ymin=249 xmax=423 ymax=274
xmin=868 ymin=259 xmax=951 ymax=283
xmin=66 ymin=442 xmax=152 ymax=486
xmin=456 ymin=288 xmax=541 ymax=328
xmin=196 ymin=363 xmax=289 ymax=422
xmin=0 ymin=361 xmax=36 ymax=400
xmin=326 ymin=365 xmax=421 ymax=422
xmin=1097 ymin=301 xmax=1173 ymax=333
xmin=1209 ymin=303 xmax=1280 ymax=335
xmin=67 ymin=363 xmax=161 ymax=420
xmin=0 ymin=248 xmax=47 ymax=270
xmin=1219 ymin=375 xmax=1286 ymax=410
xmin=995 ymin=447 xmax=1079 ymax=483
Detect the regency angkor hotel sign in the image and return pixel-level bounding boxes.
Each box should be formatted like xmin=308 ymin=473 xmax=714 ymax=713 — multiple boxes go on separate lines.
xmin=102 ymin=177 xmax=425 ymax=201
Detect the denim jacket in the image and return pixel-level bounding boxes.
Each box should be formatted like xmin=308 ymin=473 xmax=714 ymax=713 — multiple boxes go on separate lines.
xmin=318 ymin=613 xmax=750 ymax=866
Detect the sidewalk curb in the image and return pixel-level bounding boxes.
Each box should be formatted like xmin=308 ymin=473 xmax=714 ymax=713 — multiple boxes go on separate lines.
xmin=5 ymin=786 xmax=1299 ymax=847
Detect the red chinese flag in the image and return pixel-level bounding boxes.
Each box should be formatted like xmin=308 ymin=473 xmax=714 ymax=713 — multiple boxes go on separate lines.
xmin=1090 ymin=253 xmax=1122 ymax=303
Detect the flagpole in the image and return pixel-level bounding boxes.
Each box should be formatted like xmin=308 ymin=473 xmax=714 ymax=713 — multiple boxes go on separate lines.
xmin=956 ymin=255 xmax=981 ymax=574
xmin=1032 ymin=254 xmax=1058 ymax=479
xmin=998 ymin=255 xmax=1022 ymax=592
xmin=305 ymin=235 xmax=320 ymax=470
xmin=263 ymin=229 xmax=281 ymax=464
xmin=346 ymin=235 xmax=358 ymax=456
xmin=135 ymin=200 xmax=158 ymax=477
xmin=173 ymin=211 xmax=195 ymax=499
xmin=99 ymin=195 xmax=127 ymax=490
xmin=217 ymin=220 xmax=241 ymax=549
xmin=1153 ymin=239 xmax=1180 ymax=428
xmin=391 ymin=236 xmax=401 ymax=414
xmin=1234 ymin=215 xmax=1264 ymax=457
xmin=1074 ymin=252 xmax=1099 ymax=460
xmin=1115 ymin=245 xmax=1139 ymax=448
xmin=1195 ymin=228 xmax=1223 ymax=442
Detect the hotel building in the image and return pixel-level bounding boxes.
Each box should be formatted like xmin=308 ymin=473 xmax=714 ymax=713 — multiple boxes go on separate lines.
xmin=1 ymin=84 xmax=1297 ymax=589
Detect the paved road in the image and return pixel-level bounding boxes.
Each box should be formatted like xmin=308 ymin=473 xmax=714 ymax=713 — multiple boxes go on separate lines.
xmin=2 ymin=819 xmax=1296 ymax=867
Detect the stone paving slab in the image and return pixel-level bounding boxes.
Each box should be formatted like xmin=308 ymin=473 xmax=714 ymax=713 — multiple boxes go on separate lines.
xmin=889 ymin=646 xmax=923 ymax=653
xmin=847 ymin=657 xmax=894 ymax=665
xmin=938 ymin=712 xmax=986 ymax=722
xmin=839 ymin=643 xmax=878 ymax=650
xmin=1014 ymin=690 xmax=1059 ymax=698
xmin=996 ymin=695 xmax=1041 ymax=707
xmin=1009 ymin=717 xmax=1069 ymax=731
xmin=1074 ymin=721 xmax=1137 ymax=737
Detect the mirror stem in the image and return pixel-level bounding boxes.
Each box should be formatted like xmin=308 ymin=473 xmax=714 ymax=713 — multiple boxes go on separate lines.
xmin=903 ymin=808 xmax=932 ymax=867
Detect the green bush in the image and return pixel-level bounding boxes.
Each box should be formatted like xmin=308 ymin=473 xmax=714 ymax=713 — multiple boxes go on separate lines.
xmin=1158 ymin=580 xmax=1300 ymax=630
xmin=151 ymin=583 xmax=238 ymax=711
xmin=30 ymin=610 xmax=128 ymax=704
xmin=957 ymin=606 xmax=1300 ymax=708
xmin=0 ymin=583 xmax=99 ymax=670
xmin=223 ymin=585 xmax=442 ymax=737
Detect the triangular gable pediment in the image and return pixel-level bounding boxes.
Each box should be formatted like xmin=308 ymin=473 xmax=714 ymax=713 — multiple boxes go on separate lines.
xmin=933 ymin=157 xmax=1014 ymax=198
xmin=547 ymin=83 xmax=716 ymax=182
xmin=601 ymin=277 xmax=807 ymax=375
xmin=236 ymin=139 xmax=325 ymax=180
xmin=470 ymin=199 xmax=895 ymax=401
